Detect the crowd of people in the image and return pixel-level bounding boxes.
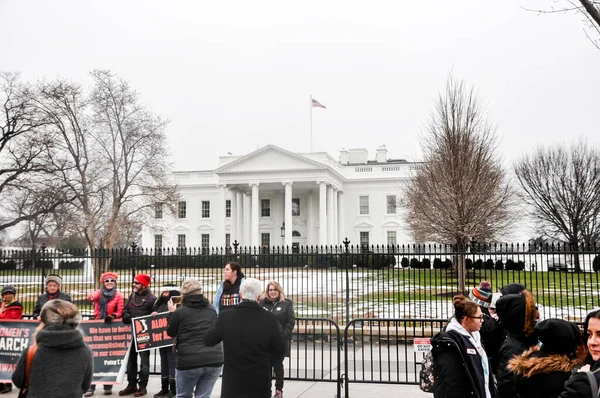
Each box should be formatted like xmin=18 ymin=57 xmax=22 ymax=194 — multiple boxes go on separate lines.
xmin=0 ymin=262 xmax=296 ymax=398
xmin=430 ymin=281 xmax=600 ymax=398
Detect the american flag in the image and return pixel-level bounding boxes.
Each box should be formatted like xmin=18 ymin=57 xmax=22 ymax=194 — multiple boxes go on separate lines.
xmin=311 ymin=98 xmax=327 ymax=109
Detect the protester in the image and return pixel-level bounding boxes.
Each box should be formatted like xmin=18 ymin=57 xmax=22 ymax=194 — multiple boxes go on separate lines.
xmin=85 ymin=272 xmax=125 ymax=396
xmin=152 ymin=284 xmax=181 ymax=398
xmin=469 ymin=281 xmax=506 ymax=375
xmin=119 ymin=274 xmax=157 ymax=397
xmin=205 ymin=278 xmax=285 ymax=398
xmin=259 ymin=281 xmax=295 ymax=398
xmin=507 ymin=318 xmax=585 ymax=398
xmin=213 ymin=261 xmax=245 ymax=314
xmin=489 ymin=293 xmax=502 ymax=320
xmin=0 ymin=285 xmax=23 ymax=394
xmin=32 ymin=274 xmax=72 ymax=319
xmin=495 ymin=288 xmax=538 ymax=398
xmin=558 ymin=309 xmax=600 ymax=397
xmin=430 ymin=294 xmax=494 ymax=398
xmin=12 ymin=299 xmax=93 ymax=397
xmin=166 ymin=279 xmax=223 ymax=398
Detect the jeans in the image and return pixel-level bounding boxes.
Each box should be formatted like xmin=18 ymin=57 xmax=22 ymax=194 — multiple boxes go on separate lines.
xmin=159 ymin=346 xmax=176 ymax=378
xmin=176 ymin=366 xmax=221 ymax=398
xmin=126 ymin=344 xmax=151 ymax=388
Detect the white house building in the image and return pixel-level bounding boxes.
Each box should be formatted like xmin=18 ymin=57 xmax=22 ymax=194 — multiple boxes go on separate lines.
xmin=142 ymin=145 xmax=422 ymax=250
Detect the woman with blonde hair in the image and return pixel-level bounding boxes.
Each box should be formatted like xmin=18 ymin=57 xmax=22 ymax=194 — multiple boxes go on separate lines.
xmin=12 ymin=299 xmax=93 ymax=398
xmin=259 ymin=281 xmax=295 ymax=398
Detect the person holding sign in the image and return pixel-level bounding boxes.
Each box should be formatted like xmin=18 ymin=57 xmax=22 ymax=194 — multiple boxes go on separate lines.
xmin=119 ymin=274 xmax=157 ymax=397
xmin=12 ymin=299 xmax=93 ymax=398
xmin=85 ymin=272 xmax=125 ymax=396
xmin=0 ymin=285 xmax=23 ymax=394
xmin=151 ymin=284 xmax=181 ymax=398
xmin=32 ymin=274 xmax=72 ymax=319
xmin=166 ymin=279 xmax=223 ymax=398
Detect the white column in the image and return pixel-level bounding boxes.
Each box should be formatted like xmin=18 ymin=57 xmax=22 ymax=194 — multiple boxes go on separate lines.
xmin=216 ymin=185 xmax=226 ymax=248
xmin=338 ymin=191 xmax=344 ymax=244
xmin=251 ymin=183 xmax=260 ymax=248
xmin=307 ymin=191 xmax=314 ymax=246
xmin=236 ymin=191 xmax=243 ymax=245
xmin=327 ymin=185 xmax=334 ymax=245
xmin=332 ymin=188 xmax=338 ymax=245
xmin=230 ymin=189 xmax=237 ymax=245
xmin=243 ymin=192 xmax=251 ymax=246
xmin=319 ymin=181 xmax=327 ymax=246
xmin=284 ymin=182 xmax=293 ymax=248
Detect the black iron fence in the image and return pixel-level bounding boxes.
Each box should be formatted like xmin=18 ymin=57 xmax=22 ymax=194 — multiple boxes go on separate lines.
xmin=1 ymin=242 xmax=599 ymax=322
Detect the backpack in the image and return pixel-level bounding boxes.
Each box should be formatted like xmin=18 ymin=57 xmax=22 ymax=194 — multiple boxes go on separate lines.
xmin=419 ymin=350 xmax=435 ymax=393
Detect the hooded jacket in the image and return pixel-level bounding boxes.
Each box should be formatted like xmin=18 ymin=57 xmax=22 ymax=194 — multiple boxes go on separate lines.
xmin=559 ymin=359 xmax=600 ymax=398
xmin=259 ymin=297 xmax=295 ymax=357
xmin=32 ymin=291 xmax=72 ymax=319
xmin=495 ymin=290 xmax=539 ymax=398
xmin=12 ymin=324 xmax=93 ymax=398
xmin=0 ymin=300 xmax=23 ymax=319
xmin=431 ymin=317 xmax=495 ymax=398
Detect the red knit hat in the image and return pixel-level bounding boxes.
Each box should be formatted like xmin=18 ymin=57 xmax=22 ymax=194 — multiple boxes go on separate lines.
xmin=100 ymin=272 xmax=119 ymax=284
xmin=134 ymin=273 xmax=151 ymax=288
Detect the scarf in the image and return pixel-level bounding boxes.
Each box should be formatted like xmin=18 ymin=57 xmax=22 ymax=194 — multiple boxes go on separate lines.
xmin=446 ymin=317 xmax=492 ymax=398
xmin=99 ymin=286 xmax=117 ymax=319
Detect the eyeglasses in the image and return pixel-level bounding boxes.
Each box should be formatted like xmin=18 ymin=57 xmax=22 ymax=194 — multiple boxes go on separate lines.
xmin=104 ymin=279 xmax=116 ymax=283
xmin=268 ymin=289 xmax=278 ymax=292
xmin=467 ymin=315 xmax=484 ymax=321
xmin=132 ymin=281 xmax=141 ymax=285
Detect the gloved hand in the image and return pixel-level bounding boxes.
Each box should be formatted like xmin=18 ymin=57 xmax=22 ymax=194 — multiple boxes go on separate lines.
xmin=104 ymin=314 xmax=115 ymax=323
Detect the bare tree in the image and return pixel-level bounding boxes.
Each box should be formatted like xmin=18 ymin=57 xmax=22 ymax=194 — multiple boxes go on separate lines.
xmin=514 ymin=139 xmax=600 ymax=271
xmin=524 ymin=1 xmax=600 ymax=49
xmin=404 ymin=76 xmax=514 ymax=292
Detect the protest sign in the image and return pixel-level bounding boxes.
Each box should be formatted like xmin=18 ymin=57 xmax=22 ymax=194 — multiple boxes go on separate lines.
xmin=132 ymin=312 xmax=173 ymax=352
xmin=79 ymin=320 xmax=132 ymax=384
xmin=0 ymin=320 xmax=38 ymax=382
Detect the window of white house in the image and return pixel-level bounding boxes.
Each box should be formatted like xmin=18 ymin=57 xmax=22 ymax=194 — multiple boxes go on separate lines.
xmin=225 ymin=200 xmax=231 ymax=218
xmin=360 ymin=231 xmax=369 ymax=247
xmin=386 ymin=195 xmax=397 ymax=214
xmin=387 ymin=231 xmax=397 ymax=246
xmin=261 ymin=233 xmax=270 ymax=247
xmin=261 ymin=199 xmax=270 ymax=217
xmin=292 ymin=198 xmax=300 ymax=216
xmin=359 ymin=196 xmax=369 ymax=215
xmin=178 ymin=201 xmax=187 ymax=219
xmin=177 ymin=234 xmax=186 ymax=248
xmin=225 ymin=233 xmax=230 ymax=247
xmin=201 ymin=201 xmax=210 ymax=218
xmin=201 ymin=234 xmax=210 ymax=248
xmin=154 ymin=234 xmax=163 ymax=249
xmin=154 ymin=204 xmax=163 ymax=219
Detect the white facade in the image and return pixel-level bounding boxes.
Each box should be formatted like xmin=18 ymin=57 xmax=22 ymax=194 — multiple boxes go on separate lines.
xmin=142 ymin=145 xmax=422 ymax=250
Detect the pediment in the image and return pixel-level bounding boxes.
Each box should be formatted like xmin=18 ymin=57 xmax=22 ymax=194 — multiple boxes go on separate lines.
xmin=215 ymin=145 xmax=327 ymax=174
xmin=382 ymin=221 xmax=402 ymax=228
xmin=196 ymin=224 xmax=214 ymax=231
xmin=173 ymin=224 xmax=191 ymax=232
xmin=353 ymin=221 xmax=374 ymax=229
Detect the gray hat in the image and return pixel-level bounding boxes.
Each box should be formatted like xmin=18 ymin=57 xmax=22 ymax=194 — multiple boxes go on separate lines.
xmin=1 ymin=285 xmax=16 ymax=295
xmin=45 ymin=274 xmax=62 ymax=290
xmin=180 ymin=279 xmax=202 ymax=296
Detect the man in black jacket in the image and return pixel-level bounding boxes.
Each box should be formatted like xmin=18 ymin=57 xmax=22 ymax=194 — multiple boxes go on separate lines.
xmin=119 ymin=274 xmax=157 ymax=397
xmin=205 ymin=278 xmax=286 ymax=398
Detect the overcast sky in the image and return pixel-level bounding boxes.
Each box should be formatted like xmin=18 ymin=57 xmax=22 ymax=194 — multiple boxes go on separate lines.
xmin=1 ymin=0 xmax=599 ymax=174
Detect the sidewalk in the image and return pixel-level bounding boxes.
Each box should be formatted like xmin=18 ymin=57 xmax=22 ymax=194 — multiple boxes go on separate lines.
xmin=2 ymin=375 xmax=432 ymax=397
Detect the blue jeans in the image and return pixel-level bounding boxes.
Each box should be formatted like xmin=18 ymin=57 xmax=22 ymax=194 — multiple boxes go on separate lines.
xmin=159 ymin=346 xmax=176 ymax=378
xmin=176 ymin=366 xmax=221 ymax=398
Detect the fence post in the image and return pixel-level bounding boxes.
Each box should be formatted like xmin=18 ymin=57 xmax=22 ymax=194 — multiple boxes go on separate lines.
xmin=343 ymin=238 xmax=351 ymax=325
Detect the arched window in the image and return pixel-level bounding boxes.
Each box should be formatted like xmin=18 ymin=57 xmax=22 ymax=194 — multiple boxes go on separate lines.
xmin=292 ymin=230 xmax=301 ymax=237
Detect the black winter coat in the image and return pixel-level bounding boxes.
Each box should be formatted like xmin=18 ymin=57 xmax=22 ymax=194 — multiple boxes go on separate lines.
xmin=259 ymin=297 xmax=295 ymax=357
xmin=558 ymin=360 xmax=600 ymax=398
xmin=204 ymin=300 xmax=286 ymax=398
xmin=12 ymin=324 xmax=93 ymax=398
xmin=32 ymin=291 xmax=72 ymax=319
xmin=431 ymin=330 xmax=495 ymax=398
xmin=166 ymin=294 xmax=224 ymax=370
xmin=507 ymin=345 xmax=584 ymax=398
xmin=122 ymin=289 xmax=157 ymax=324
xmin=496 ymin=333 xmax=538 ymax=398
xmin=480 ymin=312 xmax=506 ymax=375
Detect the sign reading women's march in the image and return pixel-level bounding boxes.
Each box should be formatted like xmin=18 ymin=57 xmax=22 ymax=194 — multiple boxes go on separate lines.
xmin=79 ymin=320 xmax=133 ymax=384
xmin=132 ymin=312 xmax=173 ymax=352
xmin=0 ymin=320 xmax=38 ymax=383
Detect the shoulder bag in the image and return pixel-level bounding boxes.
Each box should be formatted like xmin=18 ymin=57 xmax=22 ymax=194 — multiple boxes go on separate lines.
xmin=17 ymin=344 xmax=38 ymax=398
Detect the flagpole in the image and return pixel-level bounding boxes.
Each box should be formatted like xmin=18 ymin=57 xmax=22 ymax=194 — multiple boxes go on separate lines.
xmin=309 ymin=95 xmax=313 ymax=152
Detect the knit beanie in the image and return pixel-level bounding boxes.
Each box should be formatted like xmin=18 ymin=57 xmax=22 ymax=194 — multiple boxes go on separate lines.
xmin=134 ymin=274 xmax=151 ymax=288
xmin=500 ymin=283 xmax=526 ymax=295
xmin=469 ymin=281 xmax=493 ymax=308
xmin=180 ymin=278 xmax=203 ymax=296
xmin=45 ymin=274 xmax=62 ymax=290
xmin=100 ymin=272 xmax=119 ymax=284
xmin=1 ymin=285 xmax=16 ymax=296
xmin=536 ymin=319 xmax=581 ymax=356
xmin=160 ymin=283 xmax=181 ymax=297
xmin=490 ymin=293 xmax=502 ymax=309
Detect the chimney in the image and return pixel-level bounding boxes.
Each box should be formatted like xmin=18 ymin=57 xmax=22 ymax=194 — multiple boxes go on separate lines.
xmin=340 ymin=149 xmax=349 ymax=165
xmin=375 ymin=145 xmax=387 ymax=163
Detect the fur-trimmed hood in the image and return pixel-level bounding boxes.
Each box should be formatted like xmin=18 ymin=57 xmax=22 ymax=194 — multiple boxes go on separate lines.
xmin=496 ymin=289 xmax=537 ymax=337
xmin=507 ymin=345 xmax=585 ymax=378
